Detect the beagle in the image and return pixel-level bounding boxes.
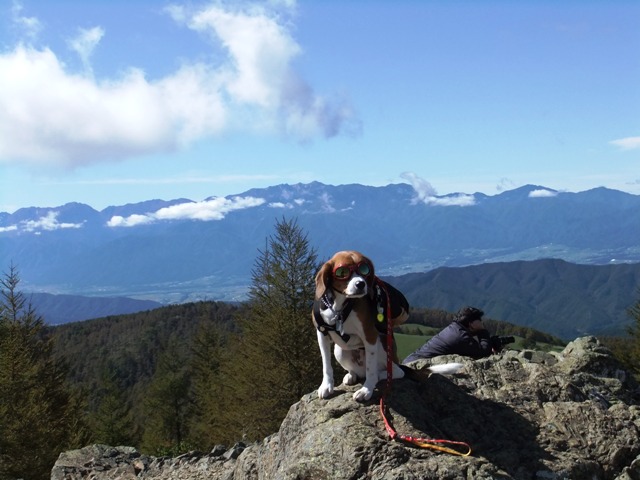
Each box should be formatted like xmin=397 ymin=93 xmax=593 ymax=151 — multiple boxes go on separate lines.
xmin=312 ymin=250 xmax=409 ymax=402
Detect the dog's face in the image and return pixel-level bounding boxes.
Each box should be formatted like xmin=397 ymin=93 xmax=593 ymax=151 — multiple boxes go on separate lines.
xmin=315 ymin=250 xmax=375 ymax=299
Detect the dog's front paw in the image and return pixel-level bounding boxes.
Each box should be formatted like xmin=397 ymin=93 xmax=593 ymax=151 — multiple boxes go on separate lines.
xmin=318 ymin=381 xmax=334 ymax=399
xmin=342 ymin=372 xmax=358 ymax=386
xmin=352 ymin=386 xmax=373 ymax=402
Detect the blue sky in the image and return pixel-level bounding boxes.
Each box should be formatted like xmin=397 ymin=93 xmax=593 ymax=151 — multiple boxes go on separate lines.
xmin=0 ymin=0 xmax=638 ymax=213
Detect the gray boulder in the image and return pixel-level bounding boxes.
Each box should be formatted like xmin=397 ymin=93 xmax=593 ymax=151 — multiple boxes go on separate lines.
xmin=53 ymin=336 xmax=640 ymax=480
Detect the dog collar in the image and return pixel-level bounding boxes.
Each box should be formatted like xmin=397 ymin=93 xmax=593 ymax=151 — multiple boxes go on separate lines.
xmin=321 ymin=293 xmax=352 ymax=334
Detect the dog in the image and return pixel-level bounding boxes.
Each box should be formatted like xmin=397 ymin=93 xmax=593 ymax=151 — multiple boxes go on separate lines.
xmin=312 ymin=250 xmax=411 ymax=402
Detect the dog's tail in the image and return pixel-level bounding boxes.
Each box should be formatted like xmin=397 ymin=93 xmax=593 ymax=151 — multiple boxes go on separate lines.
xmin=426 ymin=362 xmax=464 ymax=375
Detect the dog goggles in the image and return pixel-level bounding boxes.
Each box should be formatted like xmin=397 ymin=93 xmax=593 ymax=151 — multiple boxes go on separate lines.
xmin=332 ymin=262 xmax=372 ymax=280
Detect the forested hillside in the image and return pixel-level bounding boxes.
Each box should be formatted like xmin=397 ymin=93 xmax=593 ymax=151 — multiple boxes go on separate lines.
xmin=51 ymin=301 xmax=240 ymax=402
xmin=49 ymin=301 xmax=241 ymax=454
xmin=390 ymin=259 xmax=640 ymax=339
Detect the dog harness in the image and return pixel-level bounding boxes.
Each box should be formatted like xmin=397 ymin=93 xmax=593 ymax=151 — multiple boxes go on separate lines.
xmin=313 ymin=291 xmax=354 ymax=343
xmin=313 ymin=277 xmax=393 ymax=344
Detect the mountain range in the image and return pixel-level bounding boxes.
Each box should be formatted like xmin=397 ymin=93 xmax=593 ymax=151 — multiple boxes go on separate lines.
xmin=2 ymin=182 xmax=639 ymax=303
xmin=28 ymin=292 xmax=161 ymax=325
xmin=2 ymin=182 xmax=639 ymax=338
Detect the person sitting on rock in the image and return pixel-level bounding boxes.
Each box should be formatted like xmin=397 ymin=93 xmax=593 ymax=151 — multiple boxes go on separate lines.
xmin=403 ymin=306 xmax=505 ymax=363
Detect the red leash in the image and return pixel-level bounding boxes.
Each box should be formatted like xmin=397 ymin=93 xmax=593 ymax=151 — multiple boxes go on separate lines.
xmin=377 ymin=279 xmax=472 ymax=456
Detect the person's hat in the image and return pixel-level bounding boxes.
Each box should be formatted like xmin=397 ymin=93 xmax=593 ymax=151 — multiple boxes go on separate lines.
xmin=456 ymin=306 xmax=484 ymax=325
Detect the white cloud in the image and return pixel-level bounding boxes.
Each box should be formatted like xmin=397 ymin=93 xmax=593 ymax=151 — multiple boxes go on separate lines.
xmin=0 ymin=46 xmax=227 ymax=166
xmin=318 ymin=192 xmax=336 ymax=213
xmin=610 ymin=136 xmax=640 ymax=151
xmin=107 ymin=196 xmax=265 ymax=227
xmin=67 ymin=26 xmax=105 ymax=73
xmin=427 ymin=195 xmax=476 ymax=207
xmin=11 ymin=1 xmax=42 ymax=41
xmin=0 ymin=1 xmax=360 ymax=169
xmin=106 ymin=213 xmax=155 ymax=228
xmin=185 ymin=4 xmax=300 ymax=108
xmin=401 ymin=171 xmax=436 ymax=198
xmin=401 ymin=172 xmax=476 ymax=207
xmin=529 ymin=189 xmax=558 ymax=198
xmin=176 ymin=2 xmax=361 ymax=140
xmin=2 ymin=211 xmax=85 ymax=233
xmin=266 ymin=198 xmax=308 ymax=209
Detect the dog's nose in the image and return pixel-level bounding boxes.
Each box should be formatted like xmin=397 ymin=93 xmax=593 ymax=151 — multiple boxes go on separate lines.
xmin=355 ymin=280 xmax=365 ymax=290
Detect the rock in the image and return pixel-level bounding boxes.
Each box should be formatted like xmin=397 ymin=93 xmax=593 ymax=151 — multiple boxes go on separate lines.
xmin=52 ymin=337 xmax=640 ymax=480
xmin=51 ymin=444 xmax=246 ymax=480
xmin=51 ymin=445 xmax=144 ymax=480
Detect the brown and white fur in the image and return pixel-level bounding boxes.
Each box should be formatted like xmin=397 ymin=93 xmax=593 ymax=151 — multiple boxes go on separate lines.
xmin=312 ymin=250 xmax=409 ymax=402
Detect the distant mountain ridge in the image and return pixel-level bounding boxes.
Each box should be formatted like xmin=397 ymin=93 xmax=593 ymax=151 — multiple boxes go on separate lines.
xmin=389 ymin=258 xmax=640 ymax=339
xmin=28 ymin=293 xmax=162 ymax=325
xmin=32 ymin=259 xmax=640 ymax=339
xmin=1 ymin=182 xmax=639 ymax=306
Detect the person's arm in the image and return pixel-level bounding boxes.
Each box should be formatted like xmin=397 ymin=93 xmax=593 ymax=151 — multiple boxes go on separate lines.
xmin=455 ymin=328 xmax=494 ymax=359
xmin=402 ymin=334 xmax=441 ymax=363
xmin=402 ymin=325 xmax=450 ymax=363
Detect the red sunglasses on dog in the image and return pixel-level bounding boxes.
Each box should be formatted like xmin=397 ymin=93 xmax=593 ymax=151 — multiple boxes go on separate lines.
xmin=332 ymin=261 xmax=372 ymax=280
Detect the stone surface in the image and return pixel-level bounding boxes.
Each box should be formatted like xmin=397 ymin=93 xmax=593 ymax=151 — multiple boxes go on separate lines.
xmin=52 ymin=337 xmax=640 ymax=480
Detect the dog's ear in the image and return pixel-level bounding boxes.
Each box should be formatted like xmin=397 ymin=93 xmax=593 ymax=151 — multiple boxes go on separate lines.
xmin=315 ymin=261 xmax=332 ymax=299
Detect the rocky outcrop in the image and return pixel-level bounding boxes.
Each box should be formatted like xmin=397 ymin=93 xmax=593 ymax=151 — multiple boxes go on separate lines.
xmin=51 ymin=444 xmax=246 ymax=480
xmin=53 ymin=337 xmax=640 ymax=480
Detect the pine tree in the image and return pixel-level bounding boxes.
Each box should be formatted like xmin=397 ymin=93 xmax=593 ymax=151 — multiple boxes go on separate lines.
xmin=188 ymin=317 xmax=231 ymax=447
xmin=220 ymin=217 xmax=320 ymax=441
xmin=140 ymin=338 xmax=193 ymax=455
xmin=90 ymin=368 xmax=136 ymax=447
xmin=0 ymin=265 xmax=85 ymax=480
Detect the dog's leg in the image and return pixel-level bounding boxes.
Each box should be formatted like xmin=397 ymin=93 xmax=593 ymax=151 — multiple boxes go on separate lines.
xmin=316 ymin=331 xmax=335 ymax=399
xmin=335 ymin=347 xmax=364 ymax=386
xmin=352 ymin=341 xmax=380 ymax=402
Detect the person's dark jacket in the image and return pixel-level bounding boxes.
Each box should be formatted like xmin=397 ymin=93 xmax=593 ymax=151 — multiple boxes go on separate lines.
xmin=402 ymin=320 xmax=494 ymax=363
